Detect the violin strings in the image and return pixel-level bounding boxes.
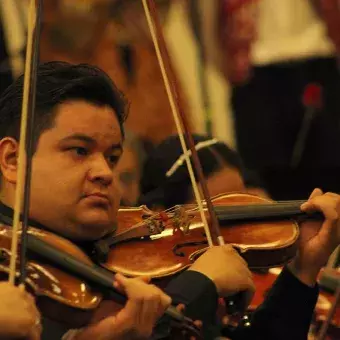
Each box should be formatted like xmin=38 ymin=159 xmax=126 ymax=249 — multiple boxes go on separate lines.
xmin=119 ymin=200 xmax=307 ymax=237
xmin=275 ymin=200 xmax=306 ymax=205
xmin=117 ymin=205 xmax=181 ymax=235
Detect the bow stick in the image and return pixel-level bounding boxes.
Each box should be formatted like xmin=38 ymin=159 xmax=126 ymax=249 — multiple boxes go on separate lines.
xmin=141 ymin=0 xmax=254 ymax=316
xmin=141 ymin=0 xmax=224 ymax=248
xmin=9 ymin=0 xmax=42 ymax=285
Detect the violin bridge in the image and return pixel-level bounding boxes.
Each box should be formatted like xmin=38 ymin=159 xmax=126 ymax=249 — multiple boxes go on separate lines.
xmin=146 ymin=219 xmax=164 ymax=235
xmin=172 ymin=206 xmax=193 ymax=235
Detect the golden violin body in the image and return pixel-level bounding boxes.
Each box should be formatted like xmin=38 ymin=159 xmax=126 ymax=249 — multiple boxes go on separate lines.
xmin=101 ymin=193 xmax=300 ymax=279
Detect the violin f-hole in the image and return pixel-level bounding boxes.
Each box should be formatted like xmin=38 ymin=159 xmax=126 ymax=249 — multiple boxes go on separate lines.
xmin=172 ymin=241 xmax=207 ymax=257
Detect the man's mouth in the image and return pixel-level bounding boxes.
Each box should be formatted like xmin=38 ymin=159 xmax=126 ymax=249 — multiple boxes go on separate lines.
xmin=84 ymin=193 xmax=110 ymax=205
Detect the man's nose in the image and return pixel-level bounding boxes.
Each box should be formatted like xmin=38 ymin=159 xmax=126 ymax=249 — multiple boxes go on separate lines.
xmin=88 ymin=156 xmax=113 ymax=186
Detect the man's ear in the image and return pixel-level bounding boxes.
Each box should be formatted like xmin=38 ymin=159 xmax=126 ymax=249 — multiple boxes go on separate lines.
xmin=0 ymin=137 xmax=19 ymax=184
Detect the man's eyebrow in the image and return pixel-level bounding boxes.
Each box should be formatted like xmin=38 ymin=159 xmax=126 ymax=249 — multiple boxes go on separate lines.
xmin=60 ymin=134 xmax=123 ymax=151
xmin=60 ymin=134 xmax=96 ymax=144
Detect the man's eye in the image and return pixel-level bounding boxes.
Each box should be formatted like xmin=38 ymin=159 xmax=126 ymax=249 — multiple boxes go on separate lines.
xmin=70 ymin=147 xmax=88 ymax=156
xmin=108 ymin=155 xmax=119 ymax=165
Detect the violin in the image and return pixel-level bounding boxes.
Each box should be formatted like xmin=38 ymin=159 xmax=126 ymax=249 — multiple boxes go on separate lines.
xmin=0 ymin=223 xmax=202 ymax=338
xmin=95 ymin=192 xmax=321 ymax=279
xmin=5 ymin=0 xmax=330 ymax=338
xmin=240 ymin=268 xmax=340 ymax=340
xmin=314 ymin=268 xmax=340 ymax=340
xmin=0 ymin=193 xmax=318 ymax=339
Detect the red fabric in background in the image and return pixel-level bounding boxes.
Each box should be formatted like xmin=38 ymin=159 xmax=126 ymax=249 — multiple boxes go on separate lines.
xmin=217 ymin=0 xmax=340 ymax=85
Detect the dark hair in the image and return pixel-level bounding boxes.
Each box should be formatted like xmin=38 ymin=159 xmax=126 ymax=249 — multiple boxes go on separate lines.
xmin=139 ymin=134 xmax=244 ymax=209
xmin=0 ymin=61 xmax=128 ymax=151
xmin=243 ymin=169 xmax=266 ymax=189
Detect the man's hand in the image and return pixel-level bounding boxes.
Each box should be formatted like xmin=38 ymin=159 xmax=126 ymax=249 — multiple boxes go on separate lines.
xmin=75 ymin=274 xmax=171 ymax=340
xmin=289 ymin=188 xmax=340 ymax=286
xmin=188 ymin=245 xmax=255 ymax=311
xmin=0 ymin=282 xmax=41 ymax=340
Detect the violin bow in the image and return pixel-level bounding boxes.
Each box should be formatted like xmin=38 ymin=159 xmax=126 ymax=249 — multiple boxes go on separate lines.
xmin=141 ymin=0 xmax=224 ymax=248
xmin=141 ymin=0 xmax=253 ymax=317
xmin=9 ymin=0 xmax=42 ymax=285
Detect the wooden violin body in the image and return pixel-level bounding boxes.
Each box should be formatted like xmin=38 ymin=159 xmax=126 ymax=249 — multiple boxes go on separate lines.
xmin=0 ymin=224 xmax=202 ymax=338
xmin=244 ymin=269 xmax=339 ymax=339
xmin=0 ymin=224 xmax=102 ymax=327
xmin=100 ymin=193 xmax=300 ymax=279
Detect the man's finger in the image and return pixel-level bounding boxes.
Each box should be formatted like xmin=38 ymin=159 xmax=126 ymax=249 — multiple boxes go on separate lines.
xmin=301 ymin=196 xmax=338 ymax=221
xmin=309 ymin=188 xmax=323 ymax=199
xmin=139 ymin=276 xmax=151 ymax=284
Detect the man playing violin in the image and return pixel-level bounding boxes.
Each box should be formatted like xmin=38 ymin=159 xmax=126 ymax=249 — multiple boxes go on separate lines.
xmin=0 ymin=61 xmax=254 ymax=340
xmin=0 ymin=61 xmax=338 ymax=340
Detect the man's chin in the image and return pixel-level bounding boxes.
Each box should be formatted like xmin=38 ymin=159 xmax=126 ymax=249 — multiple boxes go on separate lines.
xmin=76 ymin=212 xmax=114 ymax=240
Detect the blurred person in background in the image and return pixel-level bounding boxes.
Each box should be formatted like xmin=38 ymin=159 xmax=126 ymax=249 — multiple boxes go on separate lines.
xmin=187 ymin=0 xmax=340 ymax=200
xmin=115 ymin=131 xmax=150 ymax=206
xmin=139 ymin=134 xmax=269 ymax=210
xmin=0 ymin=0 xmax=26 ymax=95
